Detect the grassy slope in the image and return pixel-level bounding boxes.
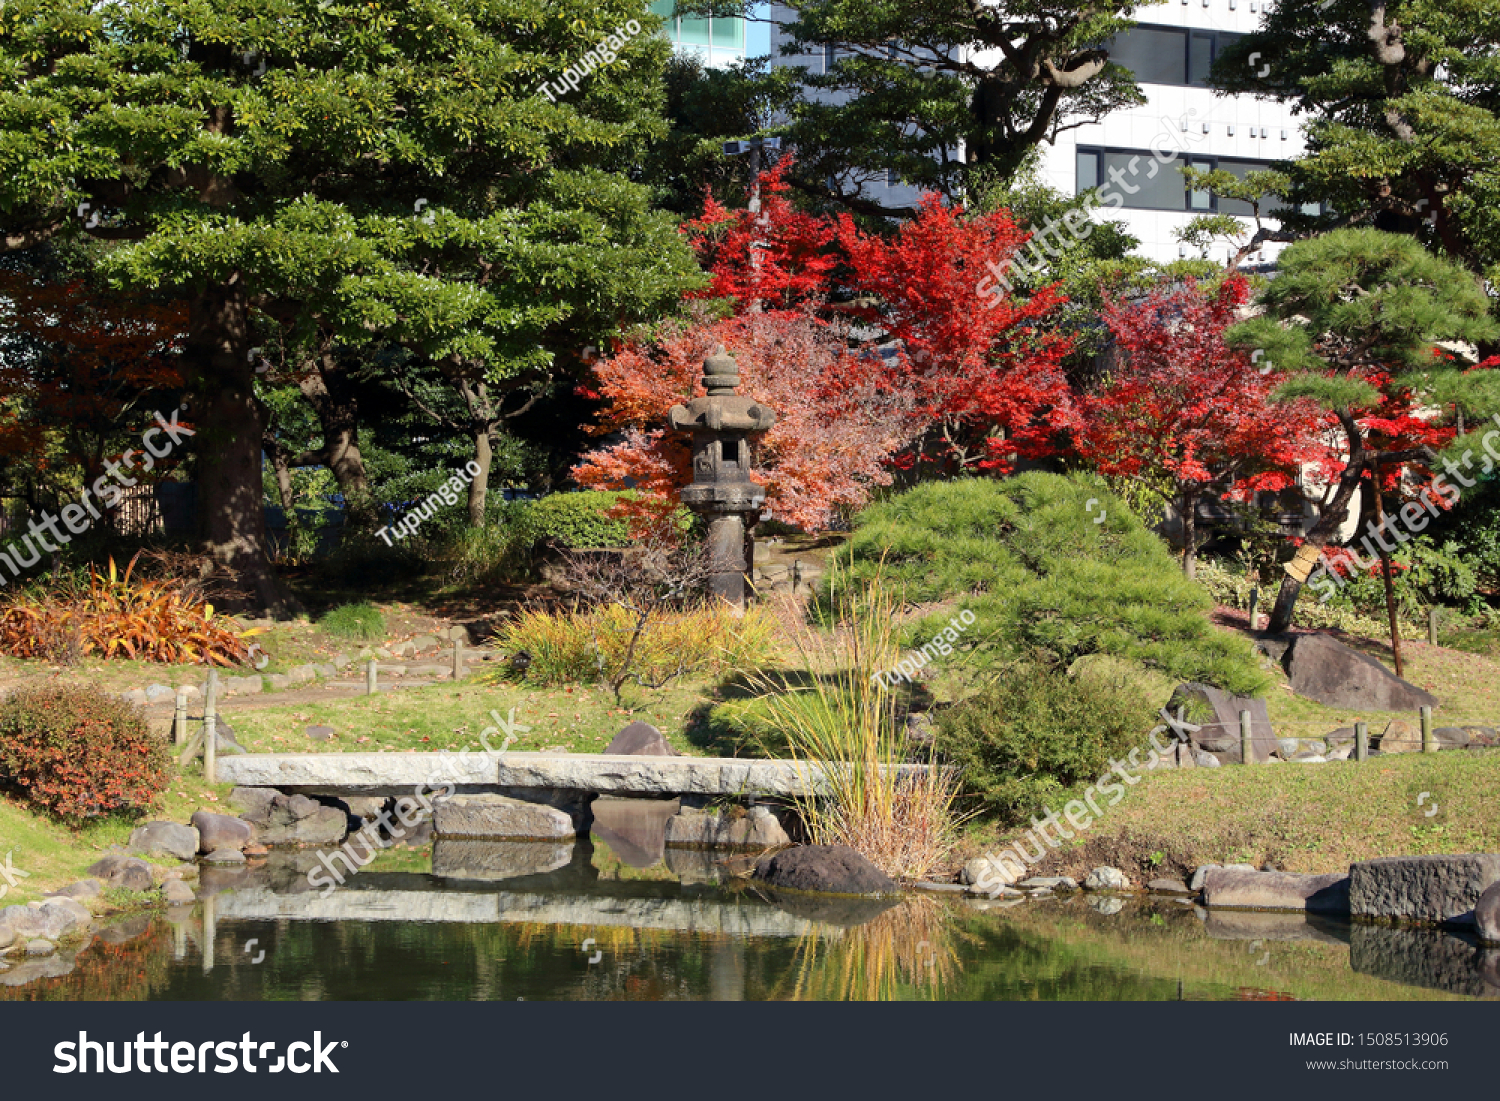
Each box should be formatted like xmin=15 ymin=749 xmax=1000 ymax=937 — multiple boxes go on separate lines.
xmin=223 ymin=679 xmax=717 ymax=755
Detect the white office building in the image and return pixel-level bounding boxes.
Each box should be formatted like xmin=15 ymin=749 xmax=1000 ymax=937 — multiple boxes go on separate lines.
xmin=1025 ymin=1 xmax=1308 ymax=264
xmin=654 ymin=2 xmax=1305 ymax=264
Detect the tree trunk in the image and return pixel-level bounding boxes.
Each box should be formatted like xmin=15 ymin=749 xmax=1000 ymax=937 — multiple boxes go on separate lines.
xmin=1180 ymin=490 xmax=1198 ymax=580
xmin=187 ymin=283 xmax=301 ymax=617
xmin=467 ymin=423 xmax=492 ymax=527
xmin=457 ymin=376 xmax=496 ymax=528
xmin=1266 ymin=411 xmax=1367 ymax=633
xmin=299 ymin=354 xmax=370 ymax=498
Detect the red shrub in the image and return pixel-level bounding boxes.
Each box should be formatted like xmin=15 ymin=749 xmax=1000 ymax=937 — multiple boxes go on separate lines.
xmin=0 ymin=683 xmax=169 ymax=823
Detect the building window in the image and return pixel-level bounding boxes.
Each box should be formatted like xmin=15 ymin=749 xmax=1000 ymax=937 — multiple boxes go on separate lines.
xmin=651 ymin=1 xmax=746 ymax=66
xmin=1075 ymin=147 xmax=1287 ymax=213
xmin=824 ymin=43 xmax=837 ymax=71
xmin=1106 ymin=24 xmax=1242 ymax=87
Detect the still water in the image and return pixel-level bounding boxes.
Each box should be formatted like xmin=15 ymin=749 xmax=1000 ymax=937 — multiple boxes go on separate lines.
xmin=4 ymin=801 xmax=1497 ymax=1002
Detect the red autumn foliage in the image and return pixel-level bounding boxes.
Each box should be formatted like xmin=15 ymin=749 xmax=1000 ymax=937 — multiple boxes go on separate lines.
xmin=681 ymin=160 xmax=842 ymax=313
xmin=0 ymin=271 xmax=187 ymax=483
xmin=1075 ymin=276 xmax=1335 ymax=567
xmin=581 ymin=169 xmax=1082 ymax=528
xmin=836 ymin=194 xmax=1076 ymax=474
xmin=0 ymin=682 xmax=169 ymax=823
xmin=573 ymin=312 xmax=917 ymax=531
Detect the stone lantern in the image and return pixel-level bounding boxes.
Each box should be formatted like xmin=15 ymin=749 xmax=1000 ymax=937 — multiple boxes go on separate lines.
xmin=668 ymin=346 xmax=776 ymax=608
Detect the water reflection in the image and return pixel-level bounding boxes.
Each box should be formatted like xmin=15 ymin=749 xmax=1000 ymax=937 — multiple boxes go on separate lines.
xmin=2 ymin=813 xmax=1498 ymax=1002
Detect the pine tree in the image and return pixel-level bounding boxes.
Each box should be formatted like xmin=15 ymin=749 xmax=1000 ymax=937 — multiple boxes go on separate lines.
xmin=0 ymin=0 xmax=701 ymax=612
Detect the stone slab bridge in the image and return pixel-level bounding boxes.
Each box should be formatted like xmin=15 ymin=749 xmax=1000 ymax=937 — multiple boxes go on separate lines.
xmin=217 ymin=752 xmax=928 ymax=844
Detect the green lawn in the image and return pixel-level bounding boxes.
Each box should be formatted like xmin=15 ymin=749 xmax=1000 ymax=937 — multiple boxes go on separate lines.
xmin=224 ymin=678 xmax=720 ymax=756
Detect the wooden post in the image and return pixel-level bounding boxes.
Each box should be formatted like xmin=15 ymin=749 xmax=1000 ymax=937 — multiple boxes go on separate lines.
xmin=1428 ymin=607 xmax=1439 ymax=647
xmin=203 ymin=709 xmax=217 ymax=784
xmin=1355 ymin=722 xmax=1369 ymax=762
xmin=205 ymin=669 xmax=218 ymax=725
xmin=1239 ymin=709 xmax=1253 ymax=765
xmin=1421 ymin=705 xmax=1435 ymax=754
xmin=173 ymin=688 xmax=188 ymax=747
xmin=1248 ymin=587 xmax=1259 ymax=633
xmin=452 ymin=639 xmax=463 ymax=680
xmin=366 ymin=659 xmax=378 ymax=695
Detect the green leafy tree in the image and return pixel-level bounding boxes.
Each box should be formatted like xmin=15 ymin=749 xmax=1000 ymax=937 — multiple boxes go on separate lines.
xmin=701 ymin=0 xmax=1147 ymax=218
xmin=1209 ymin=0 xmax=1500 ymax=321
xmin=1226 ymin=228 xmax=1499 ymax=632
xmin=0 ymin=0 xmax=702 ymax=613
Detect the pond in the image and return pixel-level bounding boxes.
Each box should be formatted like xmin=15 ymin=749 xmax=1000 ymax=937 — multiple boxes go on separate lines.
xmin=4 ymin=800 xmax=1497 ymax=1002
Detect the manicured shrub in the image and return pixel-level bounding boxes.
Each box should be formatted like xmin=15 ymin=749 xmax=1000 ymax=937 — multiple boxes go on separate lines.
xmin=524 ymin=491 xmax=633 ymax=549
xmin=0 ymin=683 xmax=169 ymax=823
xmin=318 ymin=601 xmax=386 ymax=641
xmin=833 ymin=473 xmax=1268 ymax=695
xmin=936 ymin=657 xmax=1157 ymax=824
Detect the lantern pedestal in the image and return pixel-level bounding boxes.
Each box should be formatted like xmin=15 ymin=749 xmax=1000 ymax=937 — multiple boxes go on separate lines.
xmin=668 ymin=347 xmax=777 ymax=610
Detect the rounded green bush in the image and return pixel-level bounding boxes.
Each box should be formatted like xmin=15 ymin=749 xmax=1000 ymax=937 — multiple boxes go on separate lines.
xmin=937 ymin=658 xmax=1157 ymax=824
xmin=319 ymin=601 xmax=386 ymax=641
xmin=835 ymin=472 xmax=1269 ymax=696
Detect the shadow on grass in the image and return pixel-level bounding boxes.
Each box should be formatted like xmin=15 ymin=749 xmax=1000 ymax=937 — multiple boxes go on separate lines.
xmin=681 ymin=668 xmax=938 ymax=758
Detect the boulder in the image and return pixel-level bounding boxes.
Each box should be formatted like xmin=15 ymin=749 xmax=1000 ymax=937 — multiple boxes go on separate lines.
xmin=1477 ymin=881 xmax=1500 ymax=945
xmin=604 ymin=720 xmax=678 ymax=757
xmin=1349 ymin=854 xmax=1500 ymax=926
xmin=161 ymin=879 xmax=195 ymax=904
xmin=664 ymin=806 xmax=790 ymax=850
xmin=1 ymin=897 xmax=91 ymax=941
xmin=1378 ymin=719 xmax=1422 ymax=754
xmin=1165 ymin=683 xmax=1276 ymax=764
xmin=49 ymin=879 xmax=102 ymax=901
xmin=212 ymin=722 xmax=246 ymax=755
xmin=305 ymin=724 xmax=336 ymax=742
xmin=128 ymin=821 xmax=199 ymax=862
xmin=962 ymin=854 xmax=1027 ymax=891
xmin=0 ymin=917 xmax=13 ymax=950
xmin=753 ymin=844 xmax=898 ymax=897
xmin=1430 ymin=727 xmax=1471 ymax=749
xmin=432 ymin=793 xmax=578 ymax=840
xmin=343 ymin=796 xmax=387 ymax=822
xmin=246 ymin=794 xmax=350 ymax=846
xmin=1201 ymin=868 xmax=1350 ymax=913
xmin=144 ymin=684 xmax=176 ymax=703
xmin=85 ymin=854 xmax=154 ymax=893
xmin=1083 ymin=866 xmax=1131 ymax=891
xmin=190 ymin=811 xmax=254 ymax=853
xmin=263 ymin=674 xmax=291 ymax=692
xmin=410 ymin=634 xmax=440 ymax=652
xmin=229 ymin=786 xmax=280 ymax=819
xmin=1192 ymin=749 xmax=1221 ymax=768
xmin=1276 ymin=632 xmax=1438 ymax=711
xmin=1189 ymin=864 xmax=1220 ymax=891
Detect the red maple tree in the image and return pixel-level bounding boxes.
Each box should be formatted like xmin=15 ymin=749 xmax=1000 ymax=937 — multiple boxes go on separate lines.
xmin=837 ymin=194 xmax=1076 ymax=474
xmin=572 ymin=311 xmax=917 ymax=532
xmin=1075 ymin=275 xmax=1334 ymax=576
